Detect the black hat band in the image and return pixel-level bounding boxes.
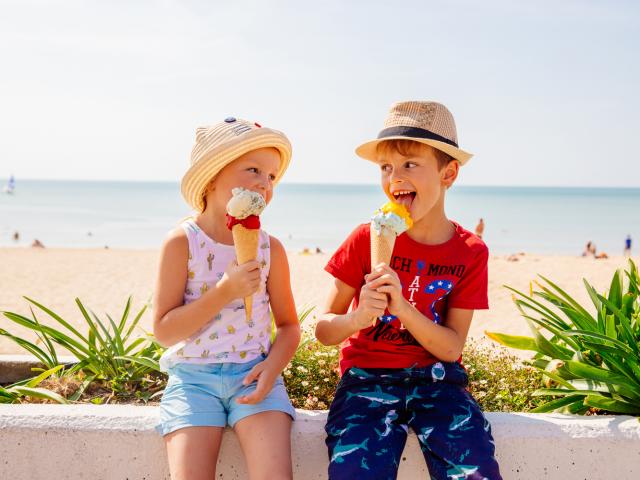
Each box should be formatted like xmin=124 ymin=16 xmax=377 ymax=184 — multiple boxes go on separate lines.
xmin=377 ymin=126 xmax=458 ymax=148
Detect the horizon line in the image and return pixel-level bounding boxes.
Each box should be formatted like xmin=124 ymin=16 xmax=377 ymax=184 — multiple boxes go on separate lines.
xmin=3 ymin=177 xmax=640 ymax=190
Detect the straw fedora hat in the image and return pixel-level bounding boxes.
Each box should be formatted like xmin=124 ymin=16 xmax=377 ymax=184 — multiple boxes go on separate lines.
xmin=355 ymin=101 xmax=472 ymax=165
xmin=181 ymin=117 xmax=292 ymax=211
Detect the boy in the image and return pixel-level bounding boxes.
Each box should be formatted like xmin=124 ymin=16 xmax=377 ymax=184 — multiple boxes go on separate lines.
xmin=315 ymin=101 xmax=502 ymax=479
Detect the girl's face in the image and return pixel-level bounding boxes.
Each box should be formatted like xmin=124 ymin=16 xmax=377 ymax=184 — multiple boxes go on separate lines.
xmin=376 ymin=144 xmax=458 ymax=225
xmin=205 ymin=147 xmax=281 ymax=211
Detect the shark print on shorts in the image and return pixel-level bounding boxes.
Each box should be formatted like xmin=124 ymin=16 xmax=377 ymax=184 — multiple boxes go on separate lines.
xmin=325 ymin=362 xmax=502 ymax=480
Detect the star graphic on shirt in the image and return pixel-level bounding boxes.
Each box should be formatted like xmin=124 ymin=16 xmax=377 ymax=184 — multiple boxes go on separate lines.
xmin=437 ymin=281 xmax=443 ymax=286
xmin=447 ymin=283 xmax=453 ymax=289
xmin=428 ymin=285 xmax=434 ymax=290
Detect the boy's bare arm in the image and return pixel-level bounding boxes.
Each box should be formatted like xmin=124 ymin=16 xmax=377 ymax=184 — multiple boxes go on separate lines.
xmin=315 ymin=278 xmax=387 ymax=346
xmin=368 ymin=263 xmax=473 ymax=361
xmin=394 ymin=304 xmax=473 ymax=361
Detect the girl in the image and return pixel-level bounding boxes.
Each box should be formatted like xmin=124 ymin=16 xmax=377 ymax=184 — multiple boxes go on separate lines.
xmin=154 ymin=117 xmax=300 ymax=480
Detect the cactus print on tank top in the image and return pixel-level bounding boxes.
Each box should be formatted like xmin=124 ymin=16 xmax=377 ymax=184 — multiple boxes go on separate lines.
xmin=159 ymin=219 xmax=271 ymax=371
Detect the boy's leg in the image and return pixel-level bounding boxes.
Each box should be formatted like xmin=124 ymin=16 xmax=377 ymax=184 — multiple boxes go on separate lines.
xmin=407 ymin=364 xmax=502 ymax=480
xmin=234 ymin=411 xmax=293 ymax=480
xmin=165 ymin=426 xmax=224 ymax=480
xmin=325 ymin=369 xmax=408 ymax=480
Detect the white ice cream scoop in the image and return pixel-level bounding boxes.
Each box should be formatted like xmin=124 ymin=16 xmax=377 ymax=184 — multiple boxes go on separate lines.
xmin=226 ymin=187 xmax=266 ymax=219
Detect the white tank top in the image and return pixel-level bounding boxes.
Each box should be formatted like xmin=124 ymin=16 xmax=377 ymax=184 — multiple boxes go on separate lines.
xmin=159 ymin=218 xmax=272 ymax=372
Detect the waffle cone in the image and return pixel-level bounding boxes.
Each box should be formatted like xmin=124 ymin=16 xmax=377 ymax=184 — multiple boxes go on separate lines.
xmin=370 ymin=226 xmax=396 ymax=325
xmin=370 ymin=226 xmax=396 ymax=268
xmin=232 ymin=224 xmax=260 ymax=321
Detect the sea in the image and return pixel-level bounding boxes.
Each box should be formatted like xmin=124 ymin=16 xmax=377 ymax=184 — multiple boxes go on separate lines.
xmin=1 ymin=179 xmax=638 ymax=255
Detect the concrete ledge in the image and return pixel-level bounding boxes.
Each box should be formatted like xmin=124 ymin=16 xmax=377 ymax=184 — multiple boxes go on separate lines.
xmin=0 ymin=405 xmax=639 ymax=479
xmin=0 ymin=354 xmax=77 ymax=383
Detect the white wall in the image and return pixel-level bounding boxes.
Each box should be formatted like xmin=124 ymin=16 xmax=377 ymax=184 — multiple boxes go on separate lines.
xmin=0 ymin=405 xmax=639 ymax=479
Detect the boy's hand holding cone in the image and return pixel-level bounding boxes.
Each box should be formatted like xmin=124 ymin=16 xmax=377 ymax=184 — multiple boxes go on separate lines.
xmin=369 ymin=201 xmax=413 ymax=324
xmin=226 ymin=187 xmax=267 ymax=322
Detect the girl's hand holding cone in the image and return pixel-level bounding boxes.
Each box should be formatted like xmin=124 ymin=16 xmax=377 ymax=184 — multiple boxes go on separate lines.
xmin=218 ymin=259 xmax=262 ymax=303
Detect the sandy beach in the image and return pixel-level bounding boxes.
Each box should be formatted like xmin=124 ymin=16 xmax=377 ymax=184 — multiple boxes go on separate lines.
xmin=0 ymin=247 xmax=635 ymax=355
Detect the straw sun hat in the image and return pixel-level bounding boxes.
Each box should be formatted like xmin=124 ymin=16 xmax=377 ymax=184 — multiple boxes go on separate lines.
xmin=181 ymin=117 xmax=292 ymax=211
xmin=356 ymin=101 xmax=473 ymax=165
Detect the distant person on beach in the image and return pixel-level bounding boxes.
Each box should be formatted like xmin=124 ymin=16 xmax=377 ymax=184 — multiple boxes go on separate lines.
xmin=152 ymin=117 xmax=299 ymax=479
xmin=582 ymin=241 xmax=596 ymax=257
xmin=31 ymin=239 xmax=44 ymax=248
xmin=12 ymin=231 xmax=19 ymax=242
xmin=475 ymin=217 xmax=485 ymax=239
xmin=316 ymin=101 xmax=501 ymax=479
xmin=624 ymin=234 xmax=632 ymax=257
xmin=583 ymin=241 xmax=608 ymax=259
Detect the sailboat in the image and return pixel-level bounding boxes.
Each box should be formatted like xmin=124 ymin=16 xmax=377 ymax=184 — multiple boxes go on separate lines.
xmin=3 ymin=175 xmax=15 ymax=194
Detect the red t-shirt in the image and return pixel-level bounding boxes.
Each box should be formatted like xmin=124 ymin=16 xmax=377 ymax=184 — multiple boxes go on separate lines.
xmin=325 ymin=222 xmax=489 ymax=374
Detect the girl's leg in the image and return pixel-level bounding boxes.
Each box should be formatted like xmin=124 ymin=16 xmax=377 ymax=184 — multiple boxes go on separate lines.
xmin=234 ymin=411 xmax=293 ymax=480
xmin=165 ymin=426 xmax=224 ymax=480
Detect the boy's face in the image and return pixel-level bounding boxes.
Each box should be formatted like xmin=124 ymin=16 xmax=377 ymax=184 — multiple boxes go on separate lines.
xmin=376 ymin=143 xmax=458 ymax=225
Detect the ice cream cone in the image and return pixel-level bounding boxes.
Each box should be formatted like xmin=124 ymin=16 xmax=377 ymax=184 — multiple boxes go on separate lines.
xmin=368 ymin=201 xmax=412 ymax=326
xmin=370 ymin=225 xmax=397 ymax=268
xmin=370 ymin=225 xmax=397 ymax=325
xmin=232 ymin=224 xmax=260 ymax=321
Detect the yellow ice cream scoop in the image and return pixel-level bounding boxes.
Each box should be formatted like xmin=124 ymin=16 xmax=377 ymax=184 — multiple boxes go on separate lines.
xmin=379 ymin=201 xmax=413 ymax=229
xmin=371 ymin=201 xmax=413 ymax=235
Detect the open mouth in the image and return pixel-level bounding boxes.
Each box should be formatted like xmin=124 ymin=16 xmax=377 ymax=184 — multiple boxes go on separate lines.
xmin=392 ymin=190 xmax=416 ymax=210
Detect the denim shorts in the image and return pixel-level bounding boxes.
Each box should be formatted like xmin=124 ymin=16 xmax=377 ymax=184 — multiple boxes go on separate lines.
xmin=156 ymin=356 xmax=296 ymax=436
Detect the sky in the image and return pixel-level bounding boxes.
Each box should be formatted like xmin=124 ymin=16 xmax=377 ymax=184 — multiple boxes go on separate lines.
xmin=1 ymin=0 xmax=639 ymax=187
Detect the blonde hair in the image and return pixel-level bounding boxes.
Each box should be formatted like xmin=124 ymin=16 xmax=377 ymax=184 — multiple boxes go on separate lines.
xmin=376 ymin=139 xmax=454 ymax=170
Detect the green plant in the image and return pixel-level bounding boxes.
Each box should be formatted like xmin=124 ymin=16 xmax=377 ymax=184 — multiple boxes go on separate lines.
xmin=487 ymin=260 xmax=640 ymax=415
xmin=463 ymin=340 xmax=548 ymax=412
xmin=1 ymin=296 xmax=164 ymax=400
xmin=284 ymin=335 xmax=340 ymax=410
xmin=0 ymin=365 xmax=68 ymax=404
xmin=274 ymin=305 xmax=341 ymax=409
xmin=271 ymin=305 xmax=315 ymax=344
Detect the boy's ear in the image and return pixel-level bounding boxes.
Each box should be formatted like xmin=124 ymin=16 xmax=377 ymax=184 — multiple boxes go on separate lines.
xmin=441 ymin=161 xmax=459 ymax=188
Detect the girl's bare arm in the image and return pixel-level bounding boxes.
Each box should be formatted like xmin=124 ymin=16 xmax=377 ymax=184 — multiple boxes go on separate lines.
xmin=262 ymin=237 xmax=300 ymax=371
xmin=237 ymin=237 xmax=300 ymax=404
xmin=152 ymin=229 xmax=260 ymax=347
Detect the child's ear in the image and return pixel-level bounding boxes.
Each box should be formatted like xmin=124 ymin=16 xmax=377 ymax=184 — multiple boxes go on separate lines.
xmin=441 ymin=161 xmax=459 ymax=188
